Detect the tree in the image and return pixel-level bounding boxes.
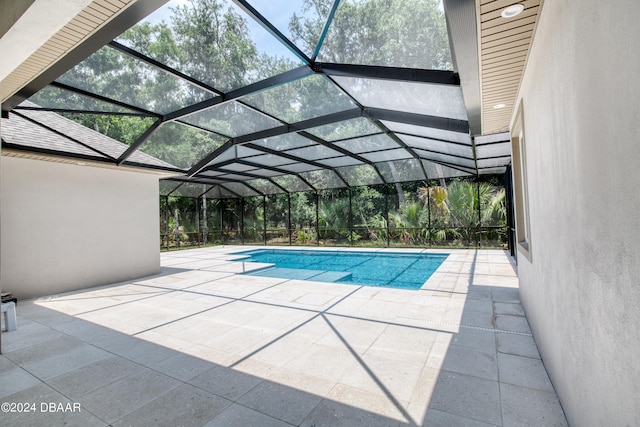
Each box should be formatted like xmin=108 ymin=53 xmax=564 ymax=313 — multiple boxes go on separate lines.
xmin=389 ymin=200 xmax=428 ymax=244
xmin=290 ymin=0 xmax=451 ymax=69
xmin=242 ymin=196 xmax=265 ymax=242
xmin=318 ymin=189 xmax=351 ymax=243
xmin=171 ymin=0 xmax=258 ymax=91
xmin=32 ymin=0 xmax=269 ymax=170
xmin=415 ymin=179 xmax=507 ymax=246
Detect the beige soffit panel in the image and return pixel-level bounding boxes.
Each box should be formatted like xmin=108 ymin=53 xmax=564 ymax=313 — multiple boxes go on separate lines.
xmin=478 ymin=0 xmax=543 ymax=134
xmin=1 ymin=0 xmax=135 ymax=103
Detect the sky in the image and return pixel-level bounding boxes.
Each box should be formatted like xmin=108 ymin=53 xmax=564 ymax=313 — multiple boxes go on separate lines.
xmin=142 ymin=0 xmax=312 ymax=58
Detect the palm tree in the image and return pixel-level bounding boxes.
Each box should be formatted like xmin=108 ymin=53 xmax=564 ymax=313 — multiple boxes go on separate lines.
xmin=388 ymin=200 xmax=428 ymax=245
xmin=416 ymin=180 xmax=507 ymax=246
xmin=318 ymin=196 xmax=350 ymax=243
xmin=366 ymin=214 xmax=388 ymax=242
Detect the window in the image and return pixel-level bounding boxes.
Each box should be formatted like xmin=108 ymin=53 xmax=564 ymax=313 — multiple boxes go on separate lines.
xmin=510 ymin=100 xmax=532 ymax=261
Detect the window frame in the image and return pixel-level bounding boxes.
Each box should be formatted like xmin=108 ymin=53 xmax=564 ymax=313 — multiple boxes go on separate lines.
xmin=510 ymin=99 xmax=532 ymax=261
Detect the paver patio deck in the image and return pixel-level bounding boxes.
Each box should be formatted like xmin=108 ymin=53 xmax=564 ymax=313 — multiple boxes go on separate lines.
xmin=0 ymin=247 xmax=567 ymax=426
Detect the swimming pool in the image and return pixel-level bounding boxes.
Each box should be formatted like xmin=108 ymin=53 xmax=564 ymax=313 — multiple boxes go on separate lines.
xmin=235 ymin=249 xmax=448 ymax=290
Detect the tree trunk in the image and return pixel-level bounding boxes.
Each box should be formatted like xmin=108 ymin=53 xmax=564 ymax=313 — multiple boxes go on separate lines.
xmin=174 ymin=206 xmax=180 ymax=247
xmin=201 ymin=195 xmax=208 ymax=245
xmin=388 ymin=162 xmax=405 ymax=204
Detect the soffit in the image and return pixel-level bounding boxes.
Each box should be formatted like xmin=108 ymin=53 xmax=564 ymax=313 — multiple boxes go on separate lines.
xmin=478 ymin=0 xmax=543 ymax=134
xmin=1 ymin=0 xmax=136 ymax=103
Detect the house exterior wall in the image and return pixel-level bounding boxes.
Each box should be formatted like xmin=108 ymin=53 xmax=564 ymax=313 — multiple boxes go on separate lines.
xmin=1 ymin=156 xmax=160 ymax=299
xmin=512 ymin=0 xmax=640 ymax=424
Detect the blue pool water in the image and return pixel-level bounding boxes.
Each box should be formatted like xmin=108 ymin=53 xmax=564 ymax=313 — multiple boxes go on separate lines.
xmin=236 ymin=249 xmax=449 ymax=290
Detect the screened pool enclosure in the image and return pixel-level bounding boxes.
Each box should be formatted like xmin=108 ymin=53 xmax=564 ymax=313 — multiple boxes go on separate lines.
xmin=160 ymin=174 xmax=509 ymax=249
xmin=2 ymin=0 xmax=513 ymax=250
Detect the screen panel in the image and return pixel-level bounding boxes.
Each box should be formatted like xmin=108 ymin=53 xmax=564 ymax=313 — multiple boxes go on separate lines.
xmin=318 ymin=0 xmax=452 ymax=70
xmin=334 ymin=76 xmax=467 ymax=120
xmin=181 ymin=101 xmax=282 ymax=138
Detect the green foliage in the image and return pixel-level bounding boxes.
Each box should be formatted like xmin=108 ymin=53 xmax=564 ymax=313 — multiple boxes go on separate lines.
xmin=318 ymin=190 xmax=349 ymax=240
xmin=417 ymin=179 xmax=507 ymax=246
xmin=482 ymin=188 xmax=507 ymax=226
xmin=288 ymin=0 xmax=334 ymax=55
xmin=161 ymin=196 xmax=201 ymax=247
xmin=290 ymin=192 xmax=316 ymax=229
xmin=366 ymin=214 xmax=387 ymax=242
xmin=171 ymin=0 xmax=257 ymax=90
xmin=388 ymin=200 xmax=428 ymax=244
xmin=161 ymin=176 xmax=509 ymax=249
xmin=290 ymin=0 xmax=451 ymax=69
xmin=351 ymin=185 xmax=384 ymax=227
xmin=61 ymin=113 xmax=154 ymax=146
xmin=445 ymin=180 xmax=479 ymax=228
xmin=240 ymin=196 xmax=262 ymax=242
xmin=295 ymin=229 xmax=317 ymax=244
xmin=31 ymin=0 xmax=269 ymax=170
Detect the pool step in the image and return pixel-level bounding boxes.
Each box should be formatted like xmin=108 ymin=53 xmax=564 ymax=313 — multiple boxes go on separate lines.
xmin=310 ymin=270 xmax=353 ymax=282
xmin=247 ymin=267 xmax=352 ymax=283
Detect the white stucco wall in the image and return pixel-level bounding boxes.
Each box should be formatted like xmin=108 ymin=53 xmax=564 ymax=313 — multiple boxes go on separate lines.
xmin=513 ymin=0 xmax=640 ymax=424
xmin=1 ymin=156 xmax=160 ymax=299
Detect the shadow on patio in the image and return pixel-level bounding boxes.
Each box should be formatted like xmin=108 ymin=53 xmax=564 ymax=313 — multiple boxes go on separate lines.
xmin=0 ymin=248 xmax=566 ymax=426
